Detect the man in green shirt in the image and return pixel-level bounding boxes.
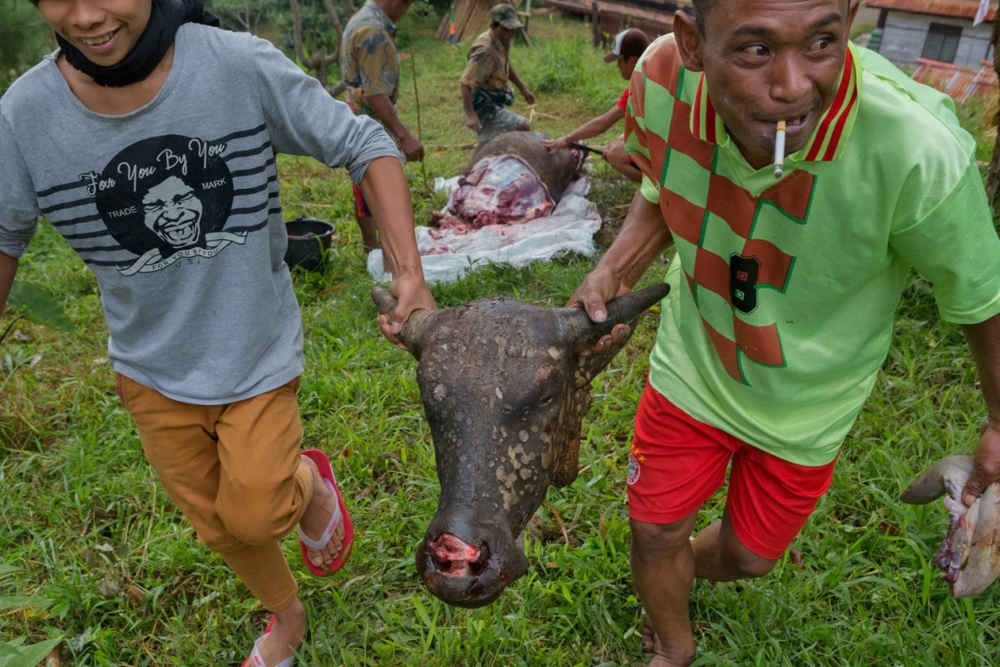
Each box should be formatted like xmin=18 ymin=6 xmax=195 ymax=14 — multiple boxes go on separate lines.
xmin=569 ymin=1 xmax=1000 ymax=665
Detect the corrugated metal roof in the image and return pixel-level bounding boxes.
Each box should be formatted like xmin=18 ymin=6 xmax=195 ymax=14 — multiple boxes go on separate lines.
xmin=911 ymin=57 xmax=999 ymax=103
xmin=864 ymin=0 xmax=996 ymax=21
xmin=544 ymin=0 xmax=679 ymax=35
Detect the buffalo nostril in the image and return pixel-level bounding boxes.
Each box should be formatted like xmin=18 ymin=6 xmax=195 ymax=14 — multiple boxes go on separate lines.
xmin=429 ymin=533 xmax=490 ymax=577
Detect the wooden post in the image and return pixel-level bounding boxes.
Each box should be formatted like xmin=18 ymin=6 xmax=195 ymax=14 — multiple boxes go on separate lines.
xmin=592 ymin=2 xmax=601 ymax=48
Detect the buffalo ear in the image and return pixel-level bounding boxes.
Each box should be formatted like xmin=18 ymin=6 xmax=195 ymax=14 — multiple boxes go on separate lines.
xmin=900 ymin=455 xmax=974 ymax=505
xmin=370 ymin=287 xmax=440 ymax=358
xmin=555 ymin=283 xmax=670 ymax=354
xmin=551 ymin=443 xmax=581 ymax=487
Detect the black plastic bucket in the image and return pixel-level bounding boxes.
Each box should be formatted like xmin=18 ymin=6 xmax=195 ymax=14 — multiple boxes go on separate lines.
xmin=285 ymin=218 xmax=335 ymax=272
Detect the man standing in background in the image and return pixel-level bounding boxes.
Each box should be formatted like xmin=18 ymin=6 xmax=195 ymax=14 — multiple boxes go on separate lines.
xmin=342 ymin=0 xmax=425 ymax=258
xmin=461 ymin=3 xmax=535 ymax=145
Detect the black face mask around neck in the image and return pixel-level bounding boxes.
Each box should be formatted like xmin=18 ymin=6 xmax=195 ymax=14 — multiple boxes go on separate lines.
xmin=55 ymin=0 xmax=219 ymax=88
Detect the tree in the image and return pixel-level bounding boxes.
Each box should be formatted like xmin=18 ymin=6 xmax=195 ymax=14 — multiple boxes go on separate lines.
xmin=987 ymin=17 xmax=1000 ymax=215
xmin=286 ymin=0 xmax=355 ymax=96
xmin=0 ymin=0 xmax=50 ymax=92
xmin=211 ymin=0 xmax=283 ymax=34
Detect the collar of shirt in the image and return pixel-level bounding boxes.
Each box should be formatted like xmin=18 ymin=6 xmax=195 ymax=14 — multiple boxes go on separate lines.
xmin=364 ymin=0 xmax=397 ymax=37
xmin=689 ymin=41 xmax=861 ymax=168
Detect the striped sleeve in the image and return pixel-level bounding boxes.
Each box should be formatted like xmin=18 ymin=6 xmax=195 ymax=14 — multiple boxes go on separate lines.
xmin=0 ymin=112 xmax=41 ymax=258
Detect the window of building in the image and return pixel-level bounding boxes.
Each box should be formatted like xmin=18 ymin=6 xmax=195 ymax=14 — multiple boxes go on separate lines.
xmin=922 ymin=23 xmax=963 ymax=63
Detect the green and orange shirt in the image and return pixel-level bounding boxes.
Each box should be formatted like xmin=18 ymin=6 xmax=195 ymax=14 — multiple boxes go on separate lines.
xmin=626 ymin=35 xmax=1000 ymax=466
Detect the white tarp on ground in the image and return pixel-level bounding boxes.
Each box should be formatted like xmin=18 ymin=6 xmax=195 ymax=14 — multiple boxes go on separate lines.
xmin=367 ymin=176 xmax=601 ymax=284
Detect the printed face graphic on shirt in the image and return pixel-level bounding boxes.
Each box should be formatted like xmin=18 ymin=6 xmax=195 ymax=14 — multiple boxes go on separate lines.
xmin=141 ymin=176 xmax=205 ymax=248
xmin=89 ymin=134 xmax=240 ymax=275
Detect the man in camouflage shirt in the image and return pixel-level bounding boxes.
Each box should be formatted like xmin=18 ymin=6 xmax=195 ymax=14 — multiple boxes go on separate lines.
xmin=341 ymin=0 xmax=424 ymax=257
xmin=460 ymin=3 xmax=535 ymax=144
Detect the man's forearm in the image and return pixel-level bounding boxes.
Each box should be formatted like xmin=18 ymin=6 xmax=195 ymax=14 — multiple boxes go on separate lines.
xmin=461 ymin=83 xmax=476 ymax=117
xmin=0 ymin=251 xmax=19 ymax=316
xmin=358 ymin=157 xmax=424 ymax=278
xmin=509 ymin=67 xmax=526 ymax=92
xmin=598 ymin=189 xmax=672 ymax=288
xmin=367 ymin=94 xmax=413 ymax=144
xmin=565 ymin=106 xmax=625 ymax=143
xmin=960 ymin=311 xmax=1000 ymax=505
xmin=963 ymin=312 xmax=1000 ymax=427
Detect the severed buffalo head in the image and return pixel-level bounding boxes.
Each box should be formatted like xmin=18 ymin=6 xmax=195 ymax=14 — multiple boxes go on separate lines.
xmin=372 ymin=284 xmax=669 ymax=607
xmin=901 ymin=455 xmax=1000 ymax=597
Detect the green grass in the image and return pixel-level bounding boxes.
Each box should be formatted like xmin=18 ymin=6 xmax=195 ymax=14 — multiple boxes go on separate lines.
xmin=3 ymin=16 xmax=1000 ymax=667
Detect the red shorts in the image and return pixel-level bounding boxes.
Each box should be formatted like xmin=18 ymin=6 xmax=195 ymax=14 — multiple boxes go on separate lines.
xmin=627 ymin=382 xmax=837 ymax=559
xmin=352 ymin=183 xmax=371 ymax=218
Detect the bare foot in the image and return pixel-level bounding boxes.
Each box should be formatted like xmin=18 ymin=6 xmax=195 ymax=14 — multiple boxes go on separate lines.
xmin=253 ymin=599 xmax=306 ymax=666
xmin=647 ymin=656 xmax=695 ymax=667
xmin=298 ymin=455 xmax=346 ymax=571
xmin=642 ymin=620 xmax=695 ymax=666
xmin=647 ymin=642 xmax=696 ymax=667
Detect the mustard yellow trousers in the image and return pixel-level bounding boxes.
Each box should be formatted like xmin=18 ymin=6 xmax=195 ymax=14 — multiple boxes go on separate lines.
xmin=115 ymin=373 xmax=314 ymax=612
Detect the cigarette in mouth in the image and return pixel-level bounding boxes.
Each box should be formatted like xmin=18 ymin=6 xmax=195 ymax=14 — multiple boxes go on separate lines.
xmin=773 ymin=120 xmax=786 ymax=179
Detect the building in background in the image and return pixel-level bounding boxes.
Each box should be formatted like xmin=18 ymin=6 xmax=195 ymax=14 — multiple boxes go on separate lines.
xmin=543 ymin=0 xmax=688 ymax=45
xmin=866 ymin=0 xmax=995 ymax=69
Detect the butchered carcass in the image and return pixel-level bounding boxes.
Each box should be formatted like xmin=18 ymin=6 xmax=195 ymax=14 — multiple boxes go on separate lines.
xmin=901 ymin=455 xmax=1000 ymax=597
xmin=372 ymin=284 xmax=669 ymax=608
xmin=463 ymin=131 xmax=583 ymax=202
xmin=435 ymin=131 xmax=583 ymax=230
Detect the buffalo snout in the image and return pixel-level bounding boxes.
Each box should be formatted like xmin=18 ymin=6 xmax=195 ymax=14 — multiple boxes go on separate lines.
xmin=415 ymin=523 xmax=528 ymax=608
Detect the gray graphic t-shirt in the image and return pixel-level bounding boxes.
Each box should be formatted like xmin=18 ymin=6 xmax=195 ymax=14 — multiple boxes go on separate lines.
xmin=0 ymin=25 xmax=399 ymax=404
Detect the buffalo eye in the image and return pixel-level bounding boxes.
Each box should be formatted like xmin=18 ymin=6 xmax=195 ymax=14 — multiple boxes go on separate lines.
xmin=536 ymin=393 xmax=558 ymax=408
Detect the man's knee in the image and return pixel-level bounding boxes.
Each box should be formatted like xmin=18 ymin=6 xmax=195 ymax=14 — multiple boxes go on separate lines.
xmin=603 ymin=139 xmax=640 ymax=181
xmin=219 ymin=505 xmax=286 ymax=546
xmin=605 ymin=140 xmax=632 ymax=173
xmin=186 ymin=514 xmax=244 ymax=554
xmin=630 ymin=517 xmax=696 ymax=562
xmin=217 ymin=482 xmax=294 ymax=546
xmin=605 ymin=139 xmax=626 ymax=164
xmin=719 ymin=531 xmax=777 ymax=579
xmin=729 ymin=550 xmax=776 ymax=578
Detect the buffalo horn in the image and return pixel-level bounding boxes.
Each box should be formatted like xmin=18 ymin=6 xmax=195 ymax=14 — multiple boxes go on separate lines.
xmin=370 ymin=287 xmax=439 ymax=356
xmin=556 ymin=283 xmax=671 ymax=351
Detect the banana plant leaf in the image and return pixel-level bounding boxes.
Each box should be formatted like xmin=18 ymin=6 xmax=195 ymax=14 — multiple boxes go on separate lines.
xmin=7 ymin=282 xmax=75 ymax=334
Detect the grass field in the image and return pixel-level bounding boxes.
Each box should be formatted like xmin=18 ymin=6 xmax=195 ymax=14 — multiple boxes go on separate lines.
xmin=3 ymin=14 xmax=1000 ymax=667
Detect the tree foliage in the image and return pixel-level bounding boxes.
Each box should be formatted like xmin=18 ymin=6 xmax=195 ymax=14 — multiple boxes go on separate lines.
xmin=210 ymin=0 xmax=356 ymax=93
xmin=284 ymin=0 xmax=353 ymax=94
xmin=0 ymin=0 xmax=51 ymax=94
xmin=210 ymin=0 xmax=285 ymax=34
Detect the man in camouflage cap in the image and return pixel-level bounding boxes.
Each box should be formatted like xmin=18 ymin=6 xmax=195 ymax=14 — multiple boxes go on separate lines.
xmin=461 ymin=3 xmax=536 ymax=145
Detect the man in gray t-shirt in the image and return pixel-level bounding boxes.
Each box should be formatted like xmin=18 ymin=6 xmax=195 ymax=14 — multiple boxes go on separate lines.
xmin=0 ymin=0 xmax=434 ymax=664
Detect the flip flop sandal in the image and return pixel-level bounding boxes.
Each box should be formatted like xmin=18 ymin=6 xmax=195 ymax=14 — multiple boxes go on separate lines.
xmin=242 ymin=618 xmax=296 ymax=667
xmin=298 ymin=448 xmax=354 ymax=576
